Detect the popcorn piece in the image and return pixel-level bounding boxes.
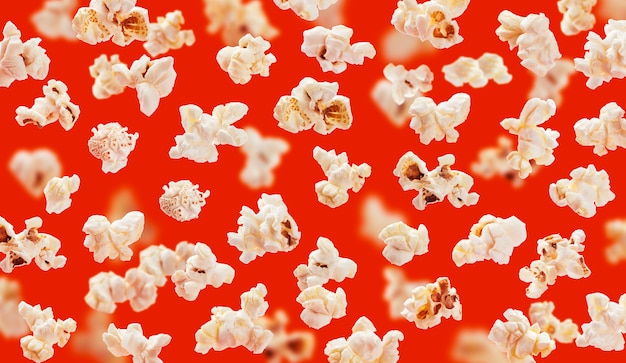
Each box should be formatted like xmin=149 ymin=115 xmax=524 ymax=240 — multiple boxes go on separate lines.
xmin=519 ymin=230 xmax=591 ymax=298
xmin=82 ymin=211 xmax=145 ymax=263
xmin=360 ymin=195 xmax=407 ymax=244
xmin=0 ymin=21 xmax=50 ymax=87
xmin=371 ymin=79 xmax=416 ymax=127
xmin=383 ymin=267 xmax=425 ymax=320
xmin=451 ymin=329 xmax=508 ymax=363
xmin=549 ymin=164 xmax=615 ymax=218
xmin=401 ymin=276 xmax=461 ymax=329
xmin=204 ymin=0 xmax=278 ymax=46
xmin=9 ymin=148 xmax=62 ymax=198
xmin=470 ymin=136 xmax=527 ymax=187
xmin=574 ymin=102 xmax=626 ymax=156
xmin=71 ymin=0 xmax=149 ymax=46
xmin=274 ymin=0 xmax=338 ymax=21
xmin=597 ymin=0 xmax=626 ymax=21
xmin=240 ymin=127 xmax=289 ymax=189
xmin=452 ymin=215 xmax=527 ymax=267
xmin=313 ymin=146 xmax=371 ymax=208
xmin=605 ymin=218 xmax=626 ymax=265
xmin=378 ymin=221 xmax=429 ymax=266
xmin=31 ymin=0 xmax=78 ymax=40
xmin=227 ymin=193 xmax=301 ymax=263
xmin=575 ymin=292 xmax=626 ymax=351
xmin=324 ymin=316 xmax=404 ymax=363
xmin=84 ymin=268 xmax=157 ymax=313
xmin=0 ymin=277 xmax=29 ymax=338
xmin=89 ymin=54 xmax=126 ymax=99
xmin=43 ymin=174 xmax=80 ymax=214
xmin=274 ymin=77 xmax=352 ymax=134
xmin=528 ymin=59 xmax=575 ymax=107
xmin=144 ymin=10 xmax=195 ymax=57
xmin=529 ymin=301 xmax=580 ymax=343
xmin=257 ymin=310 xmax=315 ymax=363
xmin=296 ymin=285 xmax=347 ymax=329
xmin=217 ymin=33 xmax=276 ymax=84
xmin=383 ymin=63 xmax=433 ymax=105
xmin=574 ymin=20 xmax=626 ymax=89
xmin=301 ymin=25 xmax=375 ymax=74
xmin=442 ymin=53 xmax=512 ymax=88
xmin=293 ymin=237 xmax=357 ymax=290
xmin=159 ymin=180 xmax=210 ymax=222
xmin=558 ymin=0 xmax=596 ymax=36
xmin=408 ymin=93 xmax=471 ymax=144
xmin=102 ymin=323 xmax=171 ymax=363
xmin=15 ymin=79 xmax=80 ymax=131
xmin=88 ymin=122 xmax=139 ymax=174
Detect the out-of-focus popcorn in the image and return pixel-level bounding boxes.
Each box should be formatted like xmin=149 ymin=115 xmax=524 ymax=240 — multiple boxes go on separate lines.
xmin=496 ymin=11 xmax=561 ymax=76
xmin=401 ymin=276 xmax=461 ymax=329
xmin=274 ymin=77 xmax=352 ymax=134
xmin=574 ymin=102 xmax=626 ymax=156
xmin=71 ymin=0 xmax=149 ymax=46
xmin=605 ymin=219 xmax=626 ymax=265
xmin=84 ymin=268 xmax=157 ymax=313
xmin=324 ymin=316 xmax=404 ymax=363
xmin=137 ymin=242 xmax=195 ymax=287
xmin=442 ymin=53 xmax=512 ymax=88
xmin=313 ymin=146 xmax=371 ymax=208
xmin=301 ymin=25 xmax=375 ymax=74
xmin=204 ymin=0 xmax=278 ymax=46
xmin=528 ymin=59 xmax=575 ymax=107
xmin=0 ymin=277 xmax=29 ymax=338
xmin=240 ymin=127 xmax=289 ymax=189
xmin=529 ymin=301 xmax=580 ymax=343
xmin=575 ymin=292 xmax=626 ymax=351
xmin=227 ymin=193 xmax=301 ymax=263
xmin=371 ymin=79 xmax=416 ymax=127
xmin=383 ymin=267 xmax=425 ymax=320
xmin=257 ymin=310 xmax=315 ymax=363
xmin=380 ymin=28 xmax=436 ymax=63
xmin=519 ymin=230 xmax=590 ymax=298
xmin=384 ymin=63 xmax=433 ymax=105
xmin=88 ymin=122 xmax=139 ymax=173
xmin=31 ymin=0 xmax=78 ymax=40
xmin=451 ymin=329 xmax=508 ymax=363
xmin=597 ymin=0 xmax=626 ymax=20
xmin=15 ymin=79 xmax=80 ymax=131
xmin=195 ymin=283 xmax=273 ymax=354
xmin=557 ymin=0 xmax=596 ymax=36
xmin=296 ymin=285 xmax=347 ymax=329
xmin=102 ymin=323 xmax=171 ymax=363
xmin=274 ymin=0 xmax=338 ymax=21
xmin=0 ymin=21 xmax=50 ymax=88
xmin=393 ymin=152 xmax=479 ymax=210
xmin=294 ymin=237 xmax=357 ymax=290
xmin=82 ymin=211 xmax=145 ymax=263
xmin=159 ymin=180 xmax=210 ymax=222
xmin=217 ymin=34 xmax=276 ymax=84
xmin=360 ymin=195 xmax=407 ymax=244
xmin=9 ymin=148 xmax=62 ymax=198
xmin=378 ymin=221 xmax=429 ymax=266
xmin=44 ymin=174 xmax=80 ymax=214
xmin=408 ymin=93 xmax=470 ymax=144
xmin=144 ymin=10 xmax=195 ymax=57
xmin=169 ymin=103 xmax=248 ymax=163
xmin=89 ymin=54 xmax=126 ymax=99
xmin=548 ymin=164 xmax=615 ymax=218
xmin=470 ymin=136 xmax=528 ymax=187
xmin=70 ymin=311 xmax=125 ymax=363
xmin=500 ymin=98 xmax=560 ymax=179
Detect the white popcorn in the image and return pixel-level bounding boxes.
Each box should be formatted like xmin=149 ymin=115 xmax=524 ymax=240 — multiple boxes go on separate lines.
xmin=360 ymin=195 xmax=407 ymax=244
xmin=43 ymin=174 xmax=80 ymax=214
xmin=528 ymin=58 xmax=575 ymax=107
xmin=169 ymin=103 xmax=249 ymax=163
xmin=144 ymin=10 xmax=195 ymax=57
xmin=393 ymin=152 xmax=479 ymax=210
xmin=71 ymin=0 xmax=149 ymax=46
xmin=15 ymin=79 xmax=80 ymax=131
xmin=102 ymin=323 xmax=171 ymax=363
xmin=0 ymin=21 xmax=50 ymax=88
xmin=558 ymin=0 xmax=596 ymax=36
xmin=18 ymin=301 xmax=77 ymax=363
xmin=293 ymin=236 xmax=357 ymax=290
xmin=296 ymin=285 xmax=347 ymax=329
xmin=274 ymin=0 xmax=338 ymax=21
xmin=227 ymin=193 xmax=301 ymax=263
xmin=401 ymin=276 xmax=461 ymax=329
xmin=495 ymin=11 xmax=561 ymax=76
xmin=84 ymin=268 xmax=157 ymax=313
xmin=519 ymin=230 xmax=591 ymax=298
xmin=470 ymin=136 xmax=527 ymax=187
xmin=605 ymin=219 xmax=626 ymax=265
xmin=240 ymin=127 xmax=289 ymax=189
xmin=217 ymin=33 xmax=276 ymax=84
xmin=88 ymin=122 xmax=139 ymax=173
xmin=313 ymin=146 xmax=371 ymax=208
xmin=324 ymin=316 xmax=404 ymax=363
xmin=274 ymin=77 xmax=352 ymax=134
xmin=89 ymin=54 xmax=126 ymax=100
xmin=408 ymin=93 xmax=471 ymax=144
xmin=453 ymin=214 xmax=527 ymax=267
xmin=500 ymin=98 xmax=560 ymax=179
xmin=31 ymin=0 xmax=78 ymax=40
xmin=378 ymin=221 xmax=429 ymax=266
xmin=0 ymin=277 xmax=29 ymax=338
xmin=574 ymin=102 xmax=626 ymax=156
xmin=195 ymin=283 xmax=273 ymax=354
xmin=158 ymin=180 xmax=210 ymax=222
xmin=9 ymin=148 xmax=62 ymax=198
xmin=549 ymin=164 xmax=615 ymax=218
xmin=382 ymin=267 xmax=425 ymax=320
xmin=451 ymin=329 xmax=508 ymax=363
xmin=371 ymin=79 xmax=416 ymax=127
xmin=137 ymin=242 xmax=194 ymax=287
xmin=204 ymin=0 xmax=278 ymax=46
xmin=301 ymin=25 xmax=375 ymax=73
xmin=256 ymin=310 xmax=315 ymax=363
xmin=82 ymin=211 xmax=145 ymax=263
xmin=442 ymin=53 xmax=512 ymax=88
xmin=383 ymin=63 xmax=433 ymax=105
xmin=529 ymin=301 xmax=580 ymax=344
xmin=575 ymin=292 xmax=626 ymax=351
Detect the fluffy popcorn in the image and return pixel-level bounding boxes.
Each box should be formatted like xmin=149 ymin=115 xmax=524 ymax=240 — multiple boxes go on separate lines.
xmin=296 ymin=285 xmax=347 ymax=329
xmin=0 ymin=21 xmax=50 ymax=88
xmin=470 ymin=136 xmax=527 ymax=187
xmin=605 ymin=219 xmax=626 ymax=265
xmin=0 ymin=277 xmax=29 ymax=338
xmin=378 ymin=221 xmax=429 ymax=266
xmin=401 ymin=276 xmax=461 ymax=329
xmin=575 ymin=292 xmax=626 ymax=351
xmin=216 ymin=34 xmax=276 ymax=84
xmin=257 ymin=310 xmax=315 ymax=363
xmin=529 ymin=301 xmax=580 ymax=343
xmin=204 ymin=0 xmax=278 ymax=46
xmin=383 ymin=63 xmax=433 ymax=105
xmin=169 ymin=103 xmax=248 ymax=163
xmin=227 ymin=193 xmax=301 ymax=263
xmin=15 ymin=79 xmax=80 ymax=131
xmin=9 ymin=148 xmax=62 ymax=198
xmin=393 ymin=152 xmax=479 ymax=210
xmin=102 ymin=323 xmax=171 ymax=363
xmin=88 ymin=122 xmax=139 ymax=173
xmin=89 ymin=54 xmax=126 ymax=99
xmin=301 ymin=25 xmax=375 ymax=74
xmin=274 ymin=0 xmax=338 ymax=21
xmin=31 ymin=0 xmax=78 ymax=40
xmin=371 ymin=79 xmax=416 ymax=127
xmin=144 ymin=10 xmax=195 ymax=57
xmin=195 ymin=283 xmax=273 ymax=354
xmin=82 ymin=211 xmax=145 ymax=263
xmin=313 ymin=146 xmax=371 ymax=208
xmin=558 ymin=0 xmax=596 ymax=36
xmin=360 ymin=195 xmax=407 ymax=244
xmin=549 ymin=164 xmax=615 ymax=218
xmin=324 ymin=316 xmax=404 ymax=363
xmin=71 ymin=0 xmax=149 ymax=46
xmin=293 ymin=237 xmax=357 ymax=290
xmin=383 ymin=267 xmax=425 ymax=320
xmin=18 ymin=301 xmax=77 ymax=363
xmin=408 ymin=93 xmax=470 ymax=144
xmin=528 ymin=59 xmax=575 ymax=107
xmin=451 ymin=329 xmax=508 ymax=363
xmin=496 ymin=11 xmax=561 ymax=76
xmin=159 ymin=180 xmax=210 ymax=222
xmin=43 ymin=174 xmax=80 ymax=214
xmin=137 ymin=242 xmax=195 ymax=287
xmin=574 ymin=102 xmax=626 ymax=156
xmin=239 ymin=127 xmax=289 ymax=189
xmin=442 ymin=53 xmax=512 ymax=88
xmin=84 ymin=268 xmax=157 ymax=313
xmin=500 ymin=98 xmax=560 ymax=179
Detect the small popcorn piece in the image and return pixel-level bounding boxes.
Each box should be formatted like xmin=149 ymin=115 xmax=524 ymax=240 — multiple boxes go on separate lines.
xmin=15 ymin=79 xmax=80 ymax=131
xmin=102 ymin=323 xmax=171 ymax=363
xmin=408 ymin=93 xmax=471 ymax=144
xmin=451 ymin=329 xmax=508 ymax=363
xmin=324 ymin=316 xmax=404 ymax=363
xmin=442 ymin=53 xmax=512 ymax=88
xmin=574 ymin=20 xmax=626 ymax=89
xmin=383 ymin=63 xmax=433 ymax=105
xmin=313 ymin=146 xmax=371 ymax=208
xmin=557 ymin=0 xmax=596 ymax=36
xmin=0 ymin=277 xmax=29 ymax=338
xmin=401 ymin=276 xmax=461 ymax=329
xmin=296 ymin=285 xmax=347 ymax=329
xmin=43 ymin=174 xmax=80 ymax=214
xmin=9 ymin=148 xmax=62 ymax=198
xmin=574 ymin=102 xmax=626 ymax=156
xmin=470 ymin=136 xmax=527 ymax=187
xmin=204 ymin=0 xmax=278 ymax=46
xmin=301 ymin=25 xmax=375 ymax=74
xmin=605 ymin=219 xmax=626 ymax=265
xmin=549 ymin=164 xmax=615 ymax=218
xmin=575 ymin=292 xmax=626 ymax=351
xmin=378 ymin=221 xmax=429 ymax=266
xmin=31 ymin=0 xmax=78 ymax=40
xmin=144 ymin=10 xmax=195 ymax=57
xmin=528 ymin=59 xmax=575 ymax=107
xmin=216 ymin=33 xmax=276 ymax=84
xmin=383 ymin=267 xmax=426 ymax=320
xmin=370 ymin=79 xmax=416 ymax=127
xmin=159 ymin=180 xmax=210 ymax=222
xmin=529 ymin=301 xmax=580 ymax=344
xmin=82 ymin=211 xmax=145 ymax=263
xmin=240 ymin=127 xmax=289 ymax=189
xmin=84 ymin=268 xmax=157 ymax=313
xmin=71 ymin=0 xmax=149 ymax=46
xmin=274 ymin=0 xmax=338 ymax=21
xmin=88 ymin=122 xmax=139 ymax=173
xmin=257 ymin=310 xmax=315 ymax=363
xmin=0 ymin=21 xmax=50 ymax=88
xmin=89 ymin=54 xmax=127 ymax=99
xmin=293 ymin=236 xmax=357 ymax=290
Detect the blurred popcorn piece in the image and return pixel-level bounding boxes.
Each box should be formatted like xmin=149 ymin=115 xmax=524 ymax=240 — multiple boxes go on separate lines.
xmin=204 ymin=0 xmax=278 ymax=46
xmin=44 ymin=174 xmax=80 ymax=214
xmin=575 ymin=292 xmax=626 ymax=351
xmin=88 ymin=122 xmax=139 ymax=173
xmin=605 ymin=218 xmax=626 ymax=265
xmin=401 ymin=276 xmax=461 ymax=329
xmin=384 ymin=63 xmax=433 ymax=105
xmin=274 ymin=0 xmax=338 ymax=21
xmin=82 ymin=211 xmax=145 ymax=263
xmin=380 ymin=28 xmax=436 ymax=63
xmin=144 ymin=10 xmax=195 ymax=57
xmin=159 ymin=180 xmax=210 ymax=222
xmin=557 ymin=0 xmax=596 ymax=36
xmin=15 ymin=79 xmax=80 ymax=131
xmin=71 ymin=0 xmax=149 ymax=46
xmin=378 ymin=221 xmax=429 ymax=266
xmin=240 ymin=127 xmax=289 ymax=189
xmin=84 ymin=268 xmax=157 ymax=313
xmin=529 ymin=301 xmax=580 ymax=343
xmin=574 ymin=102 xmax=626 ymax=156
xmin=470 ymin=136 xmax=527 ymax=187
xmin=31 ymin=0 xmax=78 ymax=40
xmin=313 ymin=146 xmax=371 ymax=208
xmin=383 ymin=267 xmax=425 ymax=320
xmin=89 ymin=54 xmax=126 ymax=99
xmin=0 ymin=21 xmax=50 ymax=87
xmin=217 ymin=33 xmax=276 ymax=84
xmin=451 ymin=329 xmax=508 ymax=363
xmin=293 ymin=236 xmax=357 ymax=290
xmin=409 ymin=92 xmax=470 ymax=144
xmin=257 ymin=309 xmax=315 ymax=363
xmin=597 ymin=0 xmax=626 ymax=21
xmin=443 ymin=53 xmax=512 ymax=88
xmin=102 ymin=323 xmax=171 ymax=363
xmin=528 ymin=59 xmax=575 ymax=107
xmin=360 ymin=195 xmax=407 ymax=244
xmin=70 ymin=311 xmax=126 ymax=363
xmin=9 ymin=148 xmax=62 ymax=198
xmin=371 ymin=79 xmax=416 ymax=127
xmin=549 ymin=164 xmax=615 ymax=218
xmin=0 ymin=277 xmax=29 ymax=338
xmin=296 ymin=285 xmax=347 ymax=329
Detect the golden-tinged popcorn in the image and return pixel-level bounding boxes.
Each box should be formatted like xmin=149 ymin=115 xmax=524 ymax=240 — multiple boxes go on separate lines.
xmin=383 ymin=267 xmax=425 ymax=320
xmin=15 ymin=79 xmax=80 ymax=130
xmin=408 ymin=93 xmax=470 ymax=144
xmin=43 ymin=174 xmax=80 ymax=214
xmin=528 ymin=301 xmax=580 ymax=344
xmin=216 ymin=33 xmax=276 ymax=84
xmin=574 ymin=102 xmax=626 ymax=156
xmin=451 ymin=329 xmax=508 ymax=363
xmin=89 ymin=54 xmax=126 ymax=99
xmin=144 ymin=10 xmax=195 ymax=57
xmin=383 ymin=63 xmax=433 ymax=105
xmin=102 ymin=323 xmax=171 ymax=363
xmin=159 ymin=180 xmax=210 ymax=222
xmin=84 ymin=268 xmax=157 ymax=313
xmin=470 ymin=136 xmax=527 ymax=187
xmin=575 ymin=292 xmax=626 ymax=351
xmin=88 ymin=122 xmax=139 ymax=173
xmin=301 ymin=25 xmax=375 ymax=73
xmin=296 ymin=285 xmax=347 ymax=329
xmin=0 ymin=277 xmax=29 ymax=338
xmin=71 ymin=0 xmax=149 ymax=46
xmin=31 ymin=0 xmax=78 ymax=40
xmin=0 ymin=21 xmax=50 ymax=88
xmin=257 ymin=310 xmax=315 ymax=363
xmin=401 ymin=276 xmax=461 ymax=329
xmin=82 ymin=211 xmax=145 ymax=263
xmin=605 ymin=219 xmax=626 ymax=265
xmin=274 ymin=0 xmax=338 ymax=21
xmin=557 ymin=0 xmax=596 ymax=36
xmin=204 ymin=0 xmax=278 ymax=46
xmin=371 ymin=79 xmax=416 ymax=127
xmin=528 ymin=59 xmax=575 ymax=107
xmin=293 ymin=236 xmax=357 ymax=290
xmin=442 ymin=53 xmax=512 ymax=88
xmin=9 ymin=148 xmax=62 ymax=198
xmin=313 ymin=146 xmax=371 ymax=208
xmin=240 ymin=127 xmax=289 ymax=189
xmin=378 ymin=221 xmax=429 ymax=266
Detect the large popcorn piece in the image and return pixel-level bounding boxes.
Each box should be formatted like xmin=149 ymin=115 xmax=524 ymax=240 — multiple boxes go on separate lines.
xmin=557 ymin=0 xmax=596 ymax=36
xmin=43 ymin=174 xmax=80 ymax=214
xmin=216 ymin=34 xmax=276 ymax=84
xmin=529 ymin=301 xmax=580 ymax=344
xmin=195 ymin=283 xmax=273 ymax=354
xmin=301 ymin=25 xmax=375 ymax=73
xmin=15 ymin=79 xmax=80 ymax=131
xmin=401 ymin=276 xmax=461 ymax=329
xmin=519 ymin=230 xmax=591 ymax=298
xmin=378 ymin=221 xmax=429 ymax=266
xmin=324 ymin=316 xmax=404 ymax=363
xmin=31 ymin=0 xmax=78 ymax=40
xmin=71 ymin=0 xmax=149 ymax=46
xmin=240 ymin=127 xmax=289 ymax=189
xmin=18 ymin=302 xmax=77 ymax=363
xmin=576 ymin=292 xmax=626 ymax=351
xmin=549 ymin=164 xmax=615 ymax=218
xmin=500 ymin=98 xmax=560 ymax=179
xmin=383 ymin=63 xmax=433 ymax=105
xmin=274 ymin=0 xmax=338 ymax=21
xmin=169 ymin=103 xmax=248 ymax=163
xmin=102 ymin=323 xmax=171 ymax=363
xmin=159 ymin=180 xmax=210 ymax=222
xmin=227 ymin=193 xmax=301 ymax=263
xmin=605 ymin=219 xmax=626 ymax=265
xmin=84 ymin=268 xmax=157 ymax=313
xmin=82 ymin=211 xmax=145 ymax=263
xmin=257 ymin=310 xmax=315 ymax=363
xmin=144 ymin=10 xmax=195 ymax=57
xmin=453 ymin=215 xmax=526 ymax=267
xmin=88 ymin=122 xmax=139 ymax=173
xmin=470 ymin=136 xmax=526 ymax=188
xmin=0 ymin=21 xmax=50 ymax=88
xmin=9 ymin=148 xmax=61 ymax=198
xmin=313 ymin=146 xmax=371 ymax=208
xmin=274 ymin=77 xmax=352 ymax=134
xmin=442 ymin=53 xmax=512 ymax=88
xmin=293 ymin=237 xmax=357 ymax=290
xmin=408 ymin=93 xmax=471 ymax=144
xmin=575 ymin=20 xmax=626 ymax=89
xmin=528 ymin=59 xmax=575 ymax=107
xmin=296 ymin=285 xmax=347 ymax=329
xmin=393 ymin=152 xmax=479 ymax=210
xmin=574 ymin=102 xmax=626 ymax=156
xmin=89 ymin=54 xmax=126 ymax=99
xmin=204 ymin=0 xmax=278 ymax=46
xmin=0 ymin=277 xmax=29 ymax=338
xmin=383 ymin=267 xmax=425 ymax=320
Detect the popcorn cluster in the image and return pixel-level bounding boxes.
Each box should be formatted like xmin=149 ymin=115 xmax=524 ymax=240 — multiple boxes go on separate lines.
xmin=442 ymin=53 xmax=512 ymax=88
xmin=31 ymin=0 xmax=78 ymax=40
xmin=0 ymin=277 xmax=29 ymax=338
xmin=605 ymin=219 xmax=626 ymax=265
xmin=103 ymin=323 xmax=171 ymax=363
xmin=44 ymin=174 xmax=80 ymax=214
xmin=274 ymin=0 xmax=338 ymax=21
xmin=401 ymin=276 xmax=462 ymax=329
xmin=408 ymin=93 xmax=471 ymax=144
xmin=528 ymin=58 xmax=575 ymax=107
xmin=203 ymin=0 xmax=278 ymax=46
xmin=383 ymin=267 xmax=425 ymax=320
xmin=216 ymin=34 xmax=276 ymax=84
xmin=18 ymin=302 xmax=77 ymax=363
xmin=0 ymin=21 xmax=50 ymax=88
xmin=71 ymin=0 xmax=149 ymax=46
xmin=15 ymin=79 xmax=80 ymax=131
xmin=9 ymin=148 xmax=61 ymax=198
xmin=144 ymin=10 xmax=195 ymax=57
xmin=240 ymin=127 xmax=289 ymax=189
xmin=549 ymin=164 xmax=615 ymax=218
xmin=576 ymin=292 xmax=626 ymax=351
xmin=557 ymin=0 xmax=596 ymax=36
xmin=378 ymin=221 xmax=429 ymax=266
xmin=82 ymin=211 xmax=145 ymax=263
xmin=574 ymin=102 xmax=626 ymax=156
xmin=529 ymin=301 xmax=580 ymax=344
xmin=256 ymin=310 xmax=315 ymax=363
xmin=470 ymin=136 xmax=526 ymax=187
xmin=383 ymin=63 xmax=433 ymax=105
xmin=159 ymin=180 xmax=210 ymax=222
xmin=88 ymin=122 xmax=139 ymax=173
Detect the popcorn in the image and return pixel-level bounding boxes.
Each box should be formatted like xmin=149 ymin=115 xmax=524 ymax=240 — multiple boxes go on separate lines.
xmin=324 ymin=316 xmax=404 ymax=363
xmin=274 ymin=0 xmax=338 ymax=21
xmin=557 ymin=0 xmax=596 ymax=36
xmin=0 ymin=277 xmax=29 ymax=338
xmin=408 ymin=93 xmax=471 ymax=144
xmin=293 ymin=236 xmax=357 ymax=290
xmin=451 ymin=329 xmax=508 ymax=363
xmin=360 ymin=195 xmax=407 ymax=244
xmin=204 ymin=0 xmax=278 ymax=46
xmin=137 ymin=242 xmax=195 ymax=287
xmin=9 ymin=148 xmax=62 ymax=198
xmin=605 ymin=218 xmax=626 ymax=265
xmin=378 ymin=221 xmax=429 ymax=266
xmin=169 ymin=103 xmax=249 ymax=163
xmin=528 ymin=301 xmax=580 ymax=343
xmin=89 ymin=54 xmax=126 ymax=100
xmin=301 ymin=25 xmax=375 ymax=73
xmin=84 ymin=268 xmax=157 ymax=313
xmin=31 ymin=0 xmax=79 ymax=40
xmin=159 ymin=180 xmax=210 ymax=222
xmin=43 ymin=174 xmax=80 ymax=214
xmin=82 ymin=211 xmax=145 ymax=263
xmin=274 ymin=77 xmax=352 ymax=134
xmin=452 ymin=215 xmax=526 ymax=267
xmin=102 ymin=323 xmax=171 ymax=363
xmin=549 ymin=164 xmax=615 ymax=218
xmin=380 ymin=27 xmax=436 ymax=63
xmin=495 ymin=11 xmax=562 ymax=76
xmin=442 ymin=53 xmax=512 ymax=88
xmin=257 ymin=310 xmax=315 ymax=363
xmin=227 ymin=193 xmax=301 ymax=263
xmin=528 ymin=59 xmax=575 ymax=107
xmin=70 ymin=311 xmax=126 ymax=363
xmin=15 ymin=79 xmax=80 ymax=131
xmin=216 ymin=33 xmax=276 ymax=84
xmin=0 ymin=21 xmax=50 ymax=87
xmin=240 ymin=127 xmax=289 ymax=189
xmin=296 ymin=285 xmax=347 ymax=329
xmin=313 ymin=146 xmax=371 ymax=208
xmin=519 ymin=230 xmax=591 ymax=298
xmin=382 ymin=267 xmax=425 ymax=320
xmin=575 ymin=292 xmax=626 ymax=351
xmin=401 ymin=276 xmax=461 ymax=329
xmin=88 ymin=122 xmax=139 ymax=174
xmin=144 ymin=10 xmax=195 ymax=57
xmin=500 ymin=98 xmax=560 ymax=179
xmin=574 ymin=102 xmax=626 ymax=156
xmin=383 ymin=63 xmax=433 ymax=105
xmin=370 ymin=79 xmax=416 ymax=127
xmin=574 ymin=20 xmax=626 ymax=89
xmin=71 ymin=0 xmax=149 ymax=46
xmin=470 ymin=136 xmax=527 ymax=187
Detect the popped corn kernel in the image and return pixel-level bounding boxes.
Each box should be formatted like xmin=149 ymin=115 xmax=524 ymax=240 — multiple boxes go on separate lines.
xmin=0 ymin=277 xmax=29 ymax=338
xmin=240 ymin=127 xmax=289 ymax=189
xmin=528 ymin=59 xmax=575 ymax=107
xmin=605 ymin=218 xmax=626 ymax=264
xmin=293 ymin=236 xmax=357 ymax=290
xmin=557 ymin=0 xmax=596 ymax=36
xmin=408 ymin=92 xmax=471 ymax=144
xmin=84 ymin=268 xmax=157 ymax=313
xmin=574 ymin=102 xmax=626 ymax=156
xmin=451 ymin=329 xmax=508 ymax=363
xmin=383 ymin=63 xmax=433 ymax=105
xmin=216 ymin=33 xmax=276 ymax=84
xmin=383 ymin=267 xmax=426 ymax=320
xmin=313 ymin=146 xmax=371 ymax=208
xmin=102 ymin=323 xmax=171 ymax=363
xmin=370 ymin=79 xmax=416 ymax=127
xmin=0 ymin=21 xmax=50 ymax=87
xmin=274 ymin=0 xmax=338 ymax=21
xmin=89 ymin=54 xmax=126 ymax=99
xmin=43 ymin=174 xmax=80 ymax=214
xmin=470 ymin=136 xmax=527 ymax=187
xmin=529 ymin=301 xmax=580 ymax=344
xmin=258 ymin=310 xmax=315 ymax=363
xmin=401 ymin=276 xmax=461 ymax=329
xmin=88 ymin=122 xmax=139 ymax=173
xmin=378 ymin=221 xmax=429 ymax=266
xmin=31 ymin=0 xmax=78 ymax=40
xmin=442 ymin=53 xmax=512 ymax=88
xmin=9 ymin=148 xmax=62 ymax=198
xmin=144 ymin=10 xmax=195 ymax=57
xmin=15 ymin=79 xmax=80 ymax=131
xmin=159 ymin=180 xmax=210 ymax=222
xmin=204 ymin=0 xmax=278 ymax=46
xmin=296 ymin=285 xmax=347 ymax=329
xmin=549 ymin=164 xmax=615 ymax=218
xmin=82 ymin=211 xmax=145 ymax=263
xmin=71 ymin=0 xmax=149 ymax=46
xmin=575 ymin=292 xmax=626 ymax=351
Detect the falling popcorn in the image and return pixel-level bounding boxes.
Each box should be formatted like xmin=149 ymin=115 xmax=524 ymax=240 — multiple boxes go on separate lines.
xmin=43 ymin=174 xmax=80 ymax=214
xmin=15 ymin=79 xmax=80 ymax=131
xmin=217 ymin=33 xmax=276 ymax=84
xmin=313 ymin=146 xmax=371 ymax=208
xmin=82 ymin=211 xmax=145 ymax=263
xmin=88 ymin=122 xmax=139 ymax=173
xmin=401 ymin=276 xmax=461 ymax=329
xmin=574 ymin=102 xmax=626 ymax=156
xmin=71 ymin=0 xmax=149 ymax=46
xmin=575 ymin=292 xmax=626 ymax=351
xmin=31 ymin=0 xmax=78 ymax=40
xmin=84 ymin=268 xmax=157 ymax=313
xmin=557 ymin=0 xmax=596 ymax=35
xmin=70 ymin=311 xmax=126 ymax=363
xmin=442 ymin=53 xmax=512 ymax=88
xmin=102 ymin=323 xmax=171 ymax=363
xmin=256 ymin=309 xmax=315 ymax=363
xmin=605 ymin=219 xmax=626 ymax=265
xmin=159 ymin=180 xmax=210 ymax=222
xmin=408 ymin=92 xmax=471 ymax=144
xmin=383 ymin=63 xmax=433 ymax=105
xmin=293 ymin=236 xmax=357 ymax=290
xmin=470 ymin=136 xmax=528 ymax=188
xmin=144 ymin=10 xmax=195 ymax=57
xmin=296 ymin=284 xmax=347 ymax=329
xmin=274 ymin=0 xmax=338 ymax=21
xmin=383 ymin=267 xmax=425 ymax=320
xmin=9 ymin=148 xmax=62 ymax=198
xmin=0 ymin=277 xmax=29 ymax=338
xmin=203 ymin=0 xmax=278 ymax=46
xmin=529 ymin=301 xmax=580 ymax=344
xmin=0 ymin=21 xmax=50 ymax=88
xmin=359 ymin=194 xmax=407 ymax=244
xmin=370 ymin=79 xmax=416 ymax=127
xmin=89 ymin=54 xmax=126 ymax=100
xmin=378 ymin=221 xmax=429 ymax=266
xmin=239 ymin=127 xmax=289 ymax=189
xmin=527 ymin=58 xmax=575 ymax=107
xmin=549 ymin=164 xmax=615 ymax=218
xmin=137 ymin=242 xmax=195 ymax=287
